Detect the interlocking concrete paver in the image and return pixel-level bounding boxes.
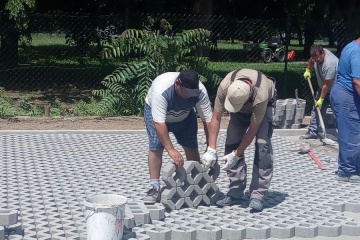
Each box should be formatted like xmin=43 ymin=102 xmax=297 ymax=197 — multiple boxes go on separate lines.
xmin=1 ymin=132 xmax=360 ymax=239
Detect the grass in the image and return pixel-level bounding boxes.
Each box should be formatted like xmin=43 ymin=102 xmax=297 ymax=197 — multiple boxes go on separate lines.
xmin=0 ymin=33 xmax=327 ymax=117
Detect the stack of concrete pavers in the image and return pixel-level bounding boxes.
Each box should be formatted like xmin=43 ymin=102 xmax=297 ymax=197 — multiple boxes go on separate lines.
xmin=0 ymin=209 xmax=24 ymax=240
xmin=274 ymin=98 xmax=306 ymax=129
xmin=160 ymin=161 xmax=221 ymax=210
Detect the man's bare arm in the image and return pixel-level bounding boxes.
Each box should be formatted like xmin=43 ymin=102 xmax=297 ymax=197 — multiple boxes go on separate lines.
xmin=234 ymin=122 xmax=261 ymax=157
xmin=353 ymin=79 xmax=360 ymax=96
xmin=320 ymin=79 xmax=334 ymax=99
xmin=207 ymin=110 xmax=222 ymax=149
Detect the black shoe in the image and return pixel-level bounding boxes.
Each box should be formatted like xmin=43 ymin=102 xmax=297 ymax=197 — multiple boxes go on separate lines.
xmin=299 ymin=131 xmax=317 ymax=139
xmin=215 ymin=195 xmax=242 ymax=207
xmin=143 ymin=187 xmax=161 ymax=204
xmin=249 ymin=198 xmax=263 ymax=211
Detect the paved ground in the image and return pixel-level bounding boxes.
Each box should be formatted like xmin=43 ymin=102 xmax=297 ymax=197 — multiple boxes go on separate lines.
xmin=1 ymin=131 xmax=359 ymax=240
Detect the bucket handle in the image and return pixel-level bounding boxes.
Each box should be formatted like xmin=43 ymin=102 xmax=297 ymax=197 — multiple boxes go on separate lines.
xmin=85 ymin=207 xmax=97 ymax=220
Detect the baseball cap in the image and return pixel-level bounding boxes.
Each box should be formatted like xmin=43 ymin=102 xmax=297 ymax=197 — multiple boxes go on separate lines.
xmin=224 ymin=81 xmax=251 ymax=112
xmin=178 ymin=70 xmax=200 ymax=97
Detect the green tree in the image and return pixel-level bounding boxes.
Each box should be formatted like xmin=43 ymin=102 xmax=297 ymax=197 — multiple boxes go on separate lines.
xmin=93 ymin=23 xmax=221 ymax=116
xmin=0 ymin=0 xmax=35 ymax=68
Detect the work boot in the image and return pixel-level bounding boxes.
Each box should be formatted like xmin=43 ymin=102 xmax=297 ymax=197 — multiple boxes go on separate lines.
xmin=143 ymin=186 xmax=161 ymax=204
xmin=299 ymin=131 xmax=317 ymax=139
xmin=249 ymin=198 xmax=263 ymax=212
xmin=350 ymin=175 xmax=360 ymax=183
xmin=336 ymin=174 xmax=350 ymax=182
xmin=215 ymin=195 xmax=242 ymax=207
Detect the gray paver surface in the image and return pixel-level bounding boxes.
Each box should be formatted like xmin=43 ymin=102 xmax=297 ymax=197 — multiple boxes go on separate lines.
xmin=1 ymin=132 xmax=360 ymax=240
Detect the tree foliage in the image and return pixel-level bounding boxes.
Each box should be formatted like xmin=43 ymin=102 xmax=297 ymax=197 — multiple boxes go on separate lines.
xmin=93 ymin=20 xmax=221 ymax=116
xmin=1 ymin=0 xmax=35 ymax=31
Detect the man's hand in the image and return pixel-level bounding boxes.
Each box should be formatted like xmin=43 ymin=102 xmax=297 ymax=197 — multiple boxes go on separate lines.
xmin=315 ymin=98 xmax=324 ymax=108
xmin=201 ymin=146 xmax=217 ymax=171
xmin=221 ymin=151 xmax=242 ymax=171
xmin=168 ymin=149 xmax=184 ymax=167
xmin=303 ymin=68 xmax=311 ymax=79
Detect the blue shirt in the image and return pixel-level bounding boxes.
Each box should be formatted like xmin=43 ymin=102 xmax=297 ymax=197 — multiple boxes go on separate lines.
xmin=336 ymin=40 xmax=360 ymax=92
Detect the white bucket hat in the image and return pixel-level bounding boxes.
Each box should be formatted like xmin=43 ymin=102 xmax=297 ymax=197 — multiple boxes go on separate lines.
xmin=224 ymin=81 xmax=251 ymax=112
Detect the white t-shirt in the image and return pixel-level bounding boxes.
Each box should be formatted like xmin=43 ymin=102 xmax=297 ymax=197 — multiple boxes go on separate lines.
xmin=145 ymin=72 xmax=212 ymax=123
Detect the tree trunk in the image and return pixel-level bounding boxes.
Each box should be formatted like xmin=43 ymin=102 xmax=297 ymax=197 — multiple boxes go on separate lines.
xmin=0 ymin=20 xmax=19 ymax=68
xmin=192 ymin=0 xmax=214 ymax=57
xmin=192 ymin=0 xmax=213 ymax=15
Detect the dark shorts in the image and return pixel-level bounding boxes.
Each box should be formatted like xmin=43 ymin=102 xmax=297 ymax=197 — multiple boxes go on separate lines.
xmin=144 ymin=104 xmax=198 ymax=150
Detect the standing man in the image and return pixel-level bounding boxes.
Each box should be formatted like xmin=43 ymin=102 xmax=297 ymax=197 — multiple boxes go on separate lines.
xmin=300 ymin=44 xmax=338 ymax=139
xmin=330 ymin=38 xmax=360 ymax=183
xmin=201 ymin=68 xmax=277 ymax=211
xmin=143 ymin=70 xmax=213 ymax=204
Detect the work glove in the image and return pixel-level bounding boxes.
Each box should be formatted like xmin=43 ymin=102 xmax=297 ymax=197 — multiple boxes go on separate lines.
xmin=201 ymin=146 xmax=218 ymax=171
xmin=221 ymin=151 xmax=242 ymax=171
xmin=303 ymin=68 xmax=311 ymax=79
xmin=315 ymin=98 xmax=324 ymax=108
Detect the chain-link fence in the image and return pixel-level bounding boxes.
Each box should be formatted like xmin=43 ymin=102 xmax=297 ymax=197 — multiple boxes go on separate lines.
xmin=0 ymin=12 xmax=348 ymax=116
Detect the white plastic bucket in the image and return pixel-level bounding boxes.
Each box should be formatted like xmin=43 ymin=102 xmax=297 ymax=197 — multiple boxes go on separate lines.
xmin=83 ymin=194 xmax=127 ymax=240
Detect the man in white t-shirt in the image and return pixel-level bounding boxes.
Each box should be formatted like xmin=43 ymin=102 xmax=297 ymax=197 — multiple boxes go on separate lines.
xmin=143 ymin=70 xmax=213 ymax=204
xmin=301 ymin=45 xmax=338 ymax=139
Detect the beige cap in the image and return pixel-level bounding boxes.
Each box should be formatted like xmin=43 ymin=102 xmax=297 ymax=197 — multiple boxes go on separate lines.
xmin=224 ymin=81 xmax=251 ymax=112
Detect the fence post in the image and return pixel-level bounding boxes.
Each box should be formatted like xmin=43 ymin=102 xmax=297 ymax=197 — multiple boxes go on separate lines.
xmin=283 ymin=12 xmax=290 ymax=99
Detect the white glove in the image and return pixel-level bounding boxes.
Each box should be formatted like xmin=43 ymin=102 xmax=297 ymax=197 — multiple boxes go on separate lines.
xmin=221 ymin=151 xmax=241 ymax=171
xmin=201 ymin=146 xmax=218 ymax=171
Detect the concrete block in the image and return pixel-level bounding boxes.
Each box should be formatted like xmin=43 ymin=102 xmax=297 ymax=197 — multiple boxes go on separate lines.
xmin=201 ymin=194 xmax=211 ymax=206
xmin=246 ymin=223 xmax=271 ymax=239
xmin=183 ymin=161 xmax=195 ymax=174
xmin=342 ymin=221 xmax=360 ymax=236
xmin=161 ymin=163 xmax=176 ymax=179
xmin=270 ymin=222 xmax=295 ymax=238
xmin=131 ymin=209 xmax=151 ymax=225
xmin=145 ymin=204 xmax=165 ymax=221
xmin=144 ymin=225 xmax=171 ymax=240
xmin=124 ymin=214 xmax=136 ymax=229
xmin=196 ymin=225 xmax=222 ymax=240
xmin=0 ymin=209 xmax=18 ymax=226
xmin=345 ymin=200 xmax=360 ymax=212
xmin=295 ymin=222 xmax=318 ymax=238
xmin=189 ymin=185 xmax=203 ymax=208
xmin=182 ymin=183 xmax=195 ymax=197
xmin=318 ymin=221 xmax=341 ymax=237
xmin=206 ymin=183 xmax=220 ymax=205
xmin=171 ymin=225 xmax=197 ymax=240
xmin=161 ymin=188 xmax=185 ymax=210
xmin=184 ymin=197 xmax=194 ymax=208
xmin=162 ymin=176 xmax=177 ymax=188
xmin=221 ymin=223 xmax=246 ymax=240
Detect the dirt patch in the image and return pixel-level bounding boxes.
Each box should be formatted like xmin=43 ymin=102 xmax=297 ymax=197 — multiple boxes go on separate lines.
xmin=0 ymin=115 xmax=338 ymax=162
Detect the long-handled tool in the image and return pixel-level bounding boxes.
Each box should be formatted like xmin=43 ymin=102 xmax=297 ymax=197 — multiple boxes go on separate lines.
xmin=301 ymin=143 xmax=325 ymax=169
xmin=290 ymin=143 xmax=325 ymax=169
xmin=306 ymin=77 xmax=336 ymax=145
